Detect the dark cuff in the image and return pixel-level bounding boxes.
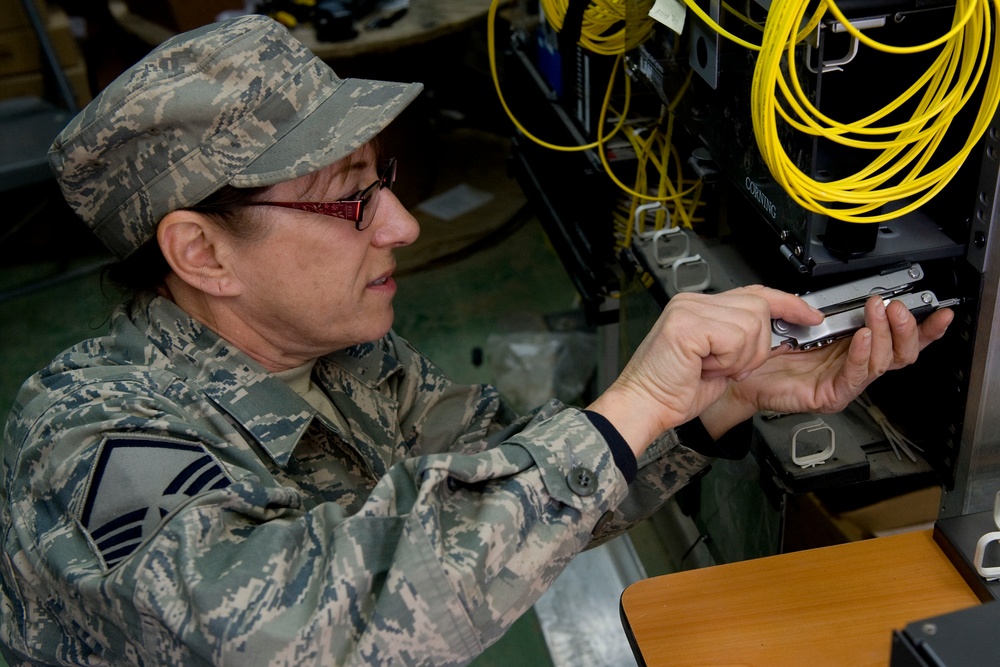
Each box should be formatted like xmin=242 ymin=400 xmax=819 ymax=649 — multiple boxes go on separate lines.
xmin=675 ymin=417 xmax=753 ymax=460
xmin=582 ymin=410 xmax=638 ymax=484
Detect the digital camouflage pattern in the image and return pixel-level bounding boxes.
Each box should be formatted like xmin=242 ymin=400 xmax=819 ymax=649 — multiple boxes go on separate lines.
xmin=0 ymin=294 xmax=711 ymax=666
xmin=47 ymin=15 xmax=422 ymax=259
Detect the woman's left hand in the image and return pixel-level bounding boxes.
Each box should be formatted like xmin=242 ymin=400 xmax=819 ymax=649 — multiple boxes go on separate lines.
xmin=698 ymin=295 xmax=954 ymax=438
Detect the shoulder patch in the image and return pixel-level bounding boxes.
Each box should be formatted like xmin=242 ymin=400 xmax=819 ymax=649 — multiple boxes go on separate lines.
xmin=80 ymin=435 xmax=233 ymax=568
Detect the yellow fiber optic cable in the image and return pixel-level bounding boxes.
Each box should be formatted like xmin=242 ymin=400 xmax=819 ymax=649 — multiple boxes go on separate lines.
xmin=617 ymin=119 xmax=704 ymax=247
xmin=488 ymin=0 xmax=703 ymax=233
xmin=487 ymin=0 xmax=629 ymax=152
xmin=540 ymin=0 xmax=656 ymax=55
xmin=722 ymin=2 xmax=764 ymax=32
xmin=680 ymin=0 xmax=826 ymax=51
xmin=752 ymin=0 xmax=1000 ymax=223
xmin=595 ymin=68 xmax=703 ymax=210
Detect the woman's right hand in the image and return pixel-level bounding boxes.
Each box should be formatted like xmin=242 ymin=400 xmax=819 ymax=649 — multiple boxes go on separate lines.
xmin=587 ymin=285 xmax=824 ymax=457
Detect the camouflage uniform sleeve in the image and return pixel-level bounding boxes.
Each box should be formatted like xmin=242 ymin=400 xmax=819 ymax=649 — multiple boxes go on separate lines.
xmin=381 ymin=331 xmax=520 ymax=456
xmin=2 ymin=373 xmax=630 ymax=666
xmin=586 ymin=429 xmax=715 ymax=546
xmin=382 ymin=331 xmax=715 ymax=547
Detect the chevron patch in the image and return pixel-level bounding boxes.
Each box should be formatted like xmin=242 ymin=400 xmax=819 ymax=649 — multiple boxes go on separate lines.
xmin=80 ymin=435 xmax=232 ymax=568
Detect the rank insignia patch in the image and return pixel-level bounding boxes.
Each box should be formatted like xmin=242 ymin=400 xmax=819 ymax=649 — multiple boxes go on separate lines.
xmin=80 ymin=435 xmax=232 ymax=568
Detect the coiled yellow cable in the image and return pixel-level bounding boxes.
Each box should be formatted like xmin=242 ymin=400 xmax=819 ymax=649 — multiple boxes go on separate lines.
xmin=488 ymin=0 xmax=702 ymax=220
xmin=487 ymin=0 xmax=629 ymax=152
xmin=610 ymin=72 xmax=705 ymax=249
xmin=687 ymin=0 xmax=1000 ymax=223
xmin=680 ymin=0 xmax=824 ymax=51
xmin=755 ymin=0 xmax=1000 ymax=222
xmin=539 ymin=0 xmax=656 ymax=55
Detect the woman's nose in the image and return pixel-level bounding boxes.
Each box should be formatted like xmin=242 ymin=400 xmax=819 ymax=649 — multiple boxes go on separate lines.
xmin=370 ymin=189 xmax=420 ymax=248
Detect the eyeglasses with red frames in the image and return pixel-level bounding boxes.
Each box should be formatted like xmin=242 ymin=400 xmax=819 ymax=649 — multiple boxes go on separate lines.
xmin=252 ymin=157 xmax=396 ymax=231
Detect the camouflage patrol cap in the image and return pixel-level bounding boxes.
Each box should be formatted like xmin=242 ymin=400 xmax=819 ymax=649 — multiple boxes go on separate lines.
xmin=48 ymin=14 xmax=423 ymax=258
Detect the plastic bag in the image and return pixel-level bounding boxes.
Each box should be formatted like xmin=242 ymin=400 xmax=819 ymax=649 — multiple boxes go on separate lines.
xmin=486 ymin=331 xmax=597 ymax=414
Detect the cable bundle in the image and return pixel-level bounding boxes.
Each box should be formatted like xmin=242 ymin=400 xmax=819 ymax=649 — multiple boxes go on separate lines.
xmin=611 ymin=78 xmax=705 ymax=249
xmin=745 ymin=0 xmax=1000 ymax=223
xmin=488 ymin=0 xmax=702 ymax=227
xmin=488 ymin=0 xmax=628 ymax=153
xmin=539 ymin=0 xmax=656 ymax=56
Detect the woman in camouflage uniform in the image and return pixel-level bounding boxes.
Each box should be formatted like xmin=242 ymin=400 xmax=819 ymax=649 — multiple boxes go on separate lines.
xmin=0 ymin=14 xmax=951 ymax=667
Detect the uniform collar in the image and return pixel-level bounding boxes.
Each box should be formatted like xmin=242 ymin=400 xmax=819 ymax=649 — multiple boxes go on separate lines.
xmin=130 ymin=294 xmax=403 ymax=469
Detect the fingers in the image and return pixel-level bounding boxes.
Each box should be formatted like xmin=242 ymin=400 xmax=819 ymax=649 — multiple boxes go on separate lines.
xmin=880 ymin=297 xmax=954 ymax=368
xmin=658 ymin=285 xmax=950 ymax=396
xmin=850 ymin=297 xmax=921 ymax=384
xmin=702 ymin=285 xmax=825 ymax=378
xmin=667 ymin=291 xmax=773 ymax=379
xmin=700 ymin=326 xmax=766 ymax=380
xmin=845 ymin=296 xmax=954 ymax=388
xmin=918 ymin=307 xmax=954 ymax=347
xmin=883 ymin=298 xmax=921 ymax=367
xmin=731 ymin=284 xmax=825 ymax=326
xmin=668 ymin=285 xmax=826 ymax=382
xmin=842 ymin=327 xmax=875 ymax=393
xmin=710 ymin=289 xmax=955 ymax=423
xmin=864 ymin=296 xmax=894 ymax=377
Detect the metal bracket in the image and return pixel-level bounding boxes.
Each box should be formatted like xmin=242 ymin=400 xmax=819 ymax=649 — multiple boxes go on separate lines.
xmin=976 ymin=492 xmax=1000 ymax=580
xmin=672 ymin=254 xmax=711 ymax=293
xmin=791 ymin=418 xmax=836 ymax=468
xmin=806 ymin=16 xmax=886 ymax=74
xmin=654 ymin=227 xmax=689 ymax=266
xmin=634 ymin=202 xmax=669 ymax=241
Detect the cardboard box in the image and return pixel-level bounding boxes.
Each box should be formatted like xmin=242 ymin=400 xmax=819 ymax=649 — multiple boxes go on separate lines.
xmin=0 ymin=8 xmax=79 ymax=77
xmin=0 ymin=0 xmax=48 ymax=33
xmin=836 ymin=485 xmax=941 ymax=538
xmin=122 ymin=0 xmax=246 ymax=33
xmin=783 ymin=486 xmax=942 ymax=552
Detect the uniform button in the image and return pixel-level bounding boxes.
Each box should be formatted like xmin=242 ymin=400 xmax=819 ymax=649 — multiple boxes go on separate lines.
xmin=567 ymin=467 xmax=597 ymax=496
xmin=592 ymin=510 xmax=614 ymax=536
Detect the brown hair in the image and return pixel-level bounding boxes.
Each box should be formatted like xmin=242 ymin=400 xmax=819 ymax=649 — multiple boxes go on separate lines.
xmin=103 ymin=184 xmax=271 ymax=294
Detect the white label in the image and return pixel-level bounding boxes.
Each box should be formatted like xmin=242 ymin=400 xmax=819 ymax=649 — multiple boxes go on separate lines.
xmin=649 ymin=0 xmax=687 ymax=35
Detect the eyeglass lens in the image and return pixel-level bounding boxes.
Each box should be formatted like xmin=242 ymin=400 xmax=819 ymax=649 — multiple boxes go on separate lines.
xmin=359 ymin=159 xmax=396 ymax=230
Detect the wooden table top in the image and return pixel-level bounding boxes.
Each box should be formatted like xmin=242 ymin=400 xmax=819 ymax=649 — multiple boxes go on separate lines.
xmin=620 ymin=529 xmax=981 ymax=666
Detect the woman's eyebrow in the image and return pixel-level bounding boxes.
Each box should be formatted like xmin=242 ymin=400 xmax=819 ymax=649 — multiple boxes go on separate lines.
xmin=347 ymin=155 xmax=376 ymax=174
xmin=301 ymin=157 xmax=374 ymax=197
xmin=330 ymin=156 xmax=375 ymax=185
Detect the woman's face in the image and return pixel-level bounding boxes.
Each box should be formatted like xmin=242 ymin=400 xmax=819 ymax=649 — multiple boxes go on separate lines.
xmin=223 ymin=146 xmax=420 ymax=363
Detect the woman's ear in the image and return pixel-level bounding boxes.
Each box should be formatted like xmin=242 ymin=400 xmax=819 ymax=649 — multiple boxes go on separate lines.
xmin=157 ymin=210 xmax=241 ymax=297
